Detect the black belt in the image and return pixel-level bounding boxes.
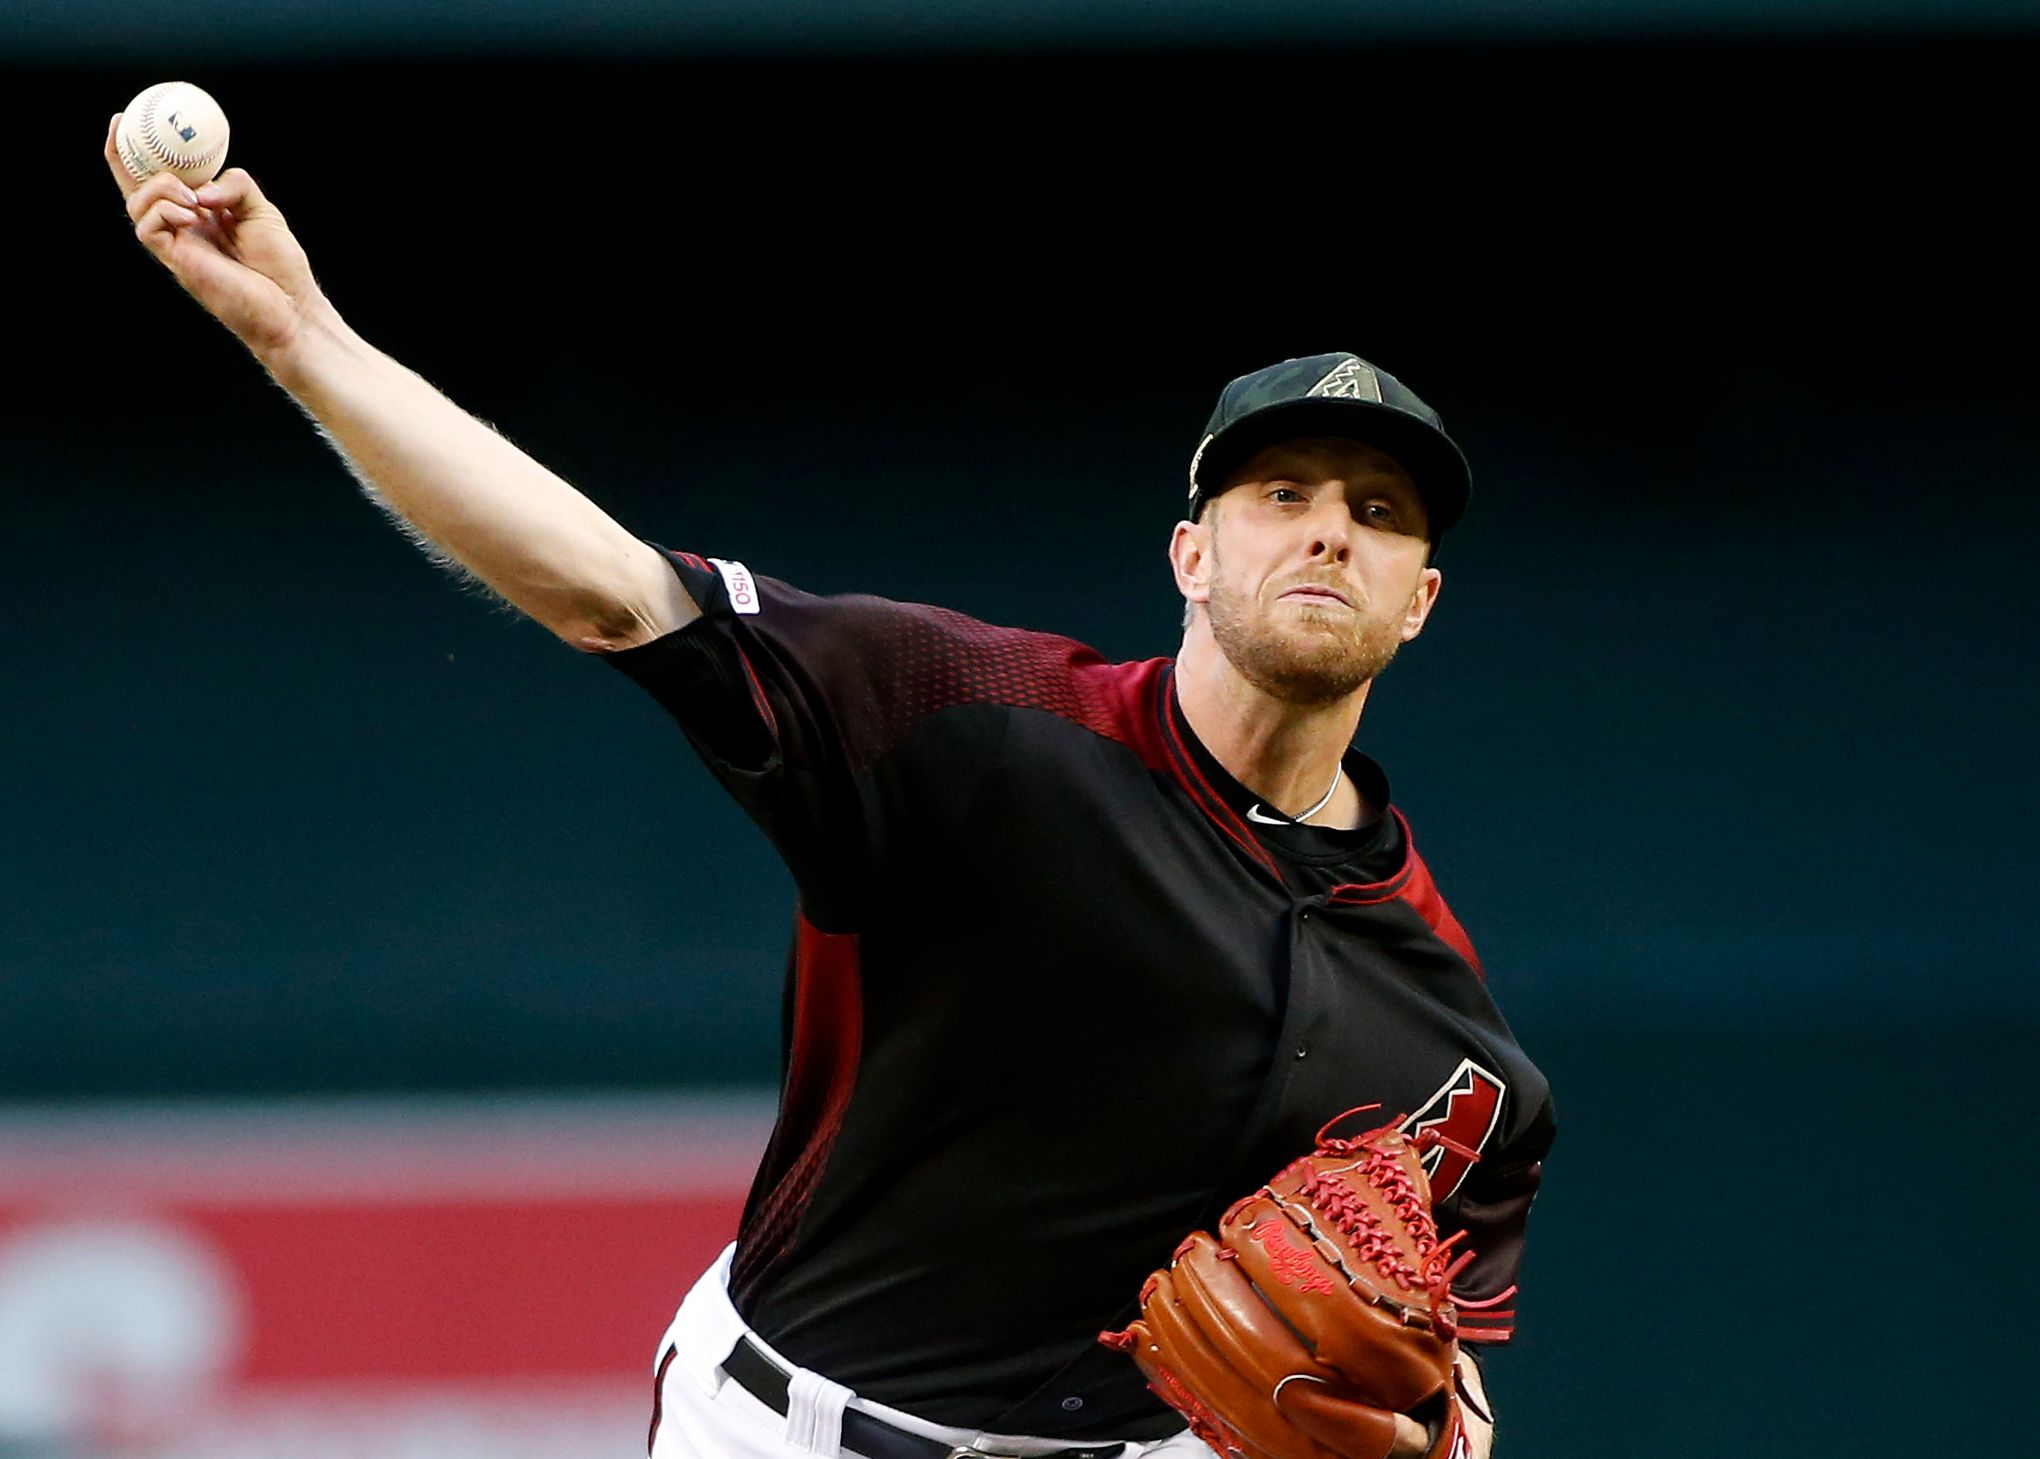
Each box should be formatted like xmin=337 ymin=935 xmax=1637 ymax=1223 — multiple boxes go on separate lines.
xmin=720 ymin=1336 xmax=1126 ymax=1459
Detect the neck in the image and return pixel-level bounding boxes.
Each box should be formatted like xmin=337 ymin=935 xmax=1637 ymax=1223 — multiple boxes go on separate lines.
xmin=1174 ymin=625 xmax=1373 ymax=827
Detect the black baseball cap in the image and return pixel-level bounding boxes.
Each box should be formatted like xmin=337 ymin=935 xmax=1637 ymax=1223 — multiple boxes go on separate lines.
xmin=1186 ymin=352 xmax=1471 ymax=537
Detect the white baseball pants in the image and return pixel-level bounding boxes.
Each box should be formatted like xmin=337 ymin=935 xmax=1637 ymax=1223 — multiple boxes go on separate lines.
xmin=647 ymin=1244 xmax=1213 ymax=1459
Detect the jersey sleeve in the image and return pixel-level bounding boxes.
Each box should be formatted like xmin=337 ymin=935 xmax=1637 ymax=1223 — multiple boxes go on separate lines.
xmin=1442 ymin=1090 xmax=1557 ymax=1346
xmin=599 ymin=548 xmax=1114 ymax=930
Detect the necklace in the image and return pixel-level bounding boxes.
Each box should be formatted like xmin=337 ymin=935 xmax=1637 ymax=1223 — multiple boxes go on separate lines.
xmin=1243 ymin=764 xmax=1346 ymax=827
xmin=1294 ymin=764 xmax=1343 ymax=823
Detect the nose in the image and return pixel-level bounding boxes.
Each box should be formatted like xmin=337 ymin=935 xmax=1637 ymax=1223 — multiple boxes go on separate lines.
xmin=1307 ymin=500 xmax=1353 ymax=562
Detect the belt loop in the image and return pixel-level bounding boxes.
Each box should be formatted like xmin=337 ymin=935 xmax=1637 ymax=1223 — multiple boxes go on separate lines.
xmin=785 ymin=1364 xmax=853 ymax=1455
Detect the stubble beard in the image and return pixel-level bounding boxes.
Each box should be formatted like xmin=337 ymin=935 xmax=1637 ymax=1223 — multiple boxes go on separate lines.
xmin=1204 ymin=569 xmax=1410 ymax=707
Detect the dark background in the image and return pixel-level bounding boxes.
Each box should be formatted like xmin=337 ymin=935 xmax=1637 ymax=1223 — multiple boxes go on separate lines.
xmin=6 ymin=21 xmax=2036 ymax=1458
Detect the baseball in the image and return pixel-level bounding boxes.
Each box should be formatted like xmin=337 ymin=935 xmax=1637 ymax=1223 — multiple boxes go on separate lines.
xmin=116 ymin=82 xmax=230 ymax=188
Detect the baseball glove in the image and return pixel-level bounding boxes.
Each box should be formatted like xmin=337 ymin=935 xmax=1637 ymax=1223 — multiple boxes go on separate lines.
xmin=1099 ymin=1110 xmax=1497 ymax=1459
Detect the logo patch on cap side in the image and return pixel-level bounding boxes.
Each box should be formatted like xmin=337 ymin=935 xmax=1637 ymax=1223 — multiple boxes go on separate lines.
xmin=1187 ymin=433 xmax=1216 ymax=498
xmin=1306 ymin=358 xmax=1383 ymax=403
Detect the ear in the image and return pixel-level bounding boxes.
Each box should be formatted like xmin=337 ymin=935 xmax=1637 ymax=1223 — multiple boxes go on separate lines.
xmin=1399 ymin=565 xmax=1443 ymax=643
xmin=1169 ymin=517 xmax=1213 ymax=612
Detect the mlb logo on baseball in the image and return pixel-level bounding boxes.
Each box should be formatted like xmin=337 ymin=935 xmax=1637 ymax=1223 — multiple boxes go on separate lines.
xmin=115 ymin=81 xmax=231 ymax=187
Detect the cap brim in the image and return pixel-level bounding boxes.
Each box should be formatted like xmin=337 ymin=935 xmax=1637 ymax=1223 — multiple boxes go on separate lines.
xmin=1191 ymin=398 xmax=1470 ymax=536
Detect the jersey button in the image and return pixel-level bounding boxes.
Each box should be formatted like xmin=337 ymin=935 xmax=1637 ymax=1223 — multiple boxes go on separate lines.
xmin=1294 ymin=1041 xmax=1310 ymax=1060
xmin=1061 ymin=1397 xmax=1084 ymax=1412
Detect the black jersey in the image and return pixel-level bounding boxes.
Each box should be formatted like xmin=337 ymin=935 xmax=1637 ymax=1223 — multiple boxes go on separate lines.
xmin=604 ymin=550 xmax=1556 ymax=1442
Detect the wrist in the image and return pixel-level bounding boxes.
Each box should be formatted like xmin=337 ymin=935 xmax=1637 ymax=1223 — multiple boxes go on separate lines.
xmin=257 ymin=294 xmax=360 ymax=395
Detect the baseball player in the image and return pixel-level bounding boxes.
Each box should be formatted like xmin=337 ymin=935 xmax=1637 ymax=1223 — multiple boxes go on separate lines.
xmin=108 ymin=131 xmax=1553 ymax=1459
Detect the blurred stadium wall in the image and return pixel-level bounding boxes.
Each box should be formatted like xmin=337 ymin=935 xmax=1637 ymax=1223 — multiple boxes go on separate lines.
xmin=4 ymin=7 xmax=2036 ymax=1458
xmin=0 ymin=1096 xmax=771 ymax=1456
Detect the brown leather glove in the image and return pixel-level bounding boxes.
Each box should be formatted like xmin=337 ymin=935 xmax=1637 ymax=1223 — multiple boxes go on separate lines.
xmin=1100 ymin=1112 xmax=1483 ymax=1459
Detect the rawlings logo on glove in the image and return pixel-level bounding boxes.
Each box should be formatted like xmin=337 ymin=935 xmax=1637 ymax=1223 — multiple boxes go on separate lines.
xmin=1100 ymin=1110 xmax=1509 ymax=1459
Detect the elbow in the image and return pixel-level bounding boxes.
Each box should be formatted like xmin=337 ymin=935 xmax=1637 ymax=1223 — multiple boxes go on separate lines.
xmin=558 ymin=607 xmax=651 ymax=654
xmin=541 ymin=548 xmax=699 ymax=652
xmin=565 ymin=627 xmax=635 ymax=655
xmin=552 ymin=591 xmax=674 ymax=654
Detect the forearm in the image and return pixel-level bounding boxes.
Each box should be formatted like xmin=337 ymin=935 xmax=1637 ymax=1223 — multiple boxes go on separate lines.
xmin=261 ymin=301 xmax=693 ymax=649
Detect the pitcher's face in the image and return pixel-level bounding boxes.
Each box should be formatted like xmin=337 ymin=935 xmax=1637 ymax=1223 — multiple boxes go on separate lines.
xmin=1182 ymin=436 xmax=1441 ymax=705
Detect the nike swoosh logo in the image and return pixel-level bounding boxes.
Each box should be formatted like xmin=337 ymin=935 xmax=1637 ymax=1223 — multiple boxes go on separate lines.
xmin=1245 ymin=805 xmax=1291 ymax=825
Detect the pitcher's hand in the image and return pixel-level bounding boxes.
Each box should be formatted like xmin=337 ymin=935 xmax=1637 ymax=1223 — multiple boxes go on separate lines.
xmin=106 ymin=114 xmax=326 ymax=360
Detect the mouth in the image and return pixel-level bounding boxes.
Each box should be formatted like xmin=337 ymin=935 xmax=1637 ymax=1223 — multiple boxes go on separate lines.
xmin=1279 ymin=585 xmax=1354 ymax=609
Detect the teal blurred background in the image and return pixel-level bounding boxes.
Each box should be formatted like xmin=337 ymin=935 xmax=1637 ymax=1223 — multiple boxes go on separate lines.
xmin=5 ymin=8 xmax=2036 ymax=1456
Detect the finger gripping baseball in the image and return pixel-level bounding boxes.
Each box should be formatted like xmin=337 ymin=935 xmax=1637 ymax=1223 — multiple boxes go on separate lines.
xmin=198 ymin=169 xmax=266 ymax=212
xmin=1101 ymin=1116 xmax=1473 ymax=1459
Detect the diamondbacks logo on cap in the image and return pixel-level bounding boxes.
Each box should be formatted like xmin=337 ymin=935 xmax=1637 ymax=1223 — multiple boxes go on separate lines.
xmin=1307 ymin=357 xmax=1384 ymax=403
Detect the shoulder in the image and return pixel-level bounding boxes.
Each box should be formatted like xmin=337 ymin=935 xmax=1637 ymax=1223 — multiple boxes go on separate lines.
xmin=644 ymin=552 xmax=1178 ymax=766
xmin=1395 ymin=827 xmax=1486 ymax=978
xmin=819 ymin=596 xmax=1173 ymax=771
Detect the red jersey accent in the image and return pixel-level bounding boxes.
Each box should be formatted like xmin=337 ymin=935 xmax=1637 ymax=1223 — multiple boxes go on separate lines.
xmin=748 ymin=588 xmax=1167 ymax=779
xmin=1156 ymin=688 xmax=1285 ymax=883
xmin=1084 ymin=655 xmax=1174 ymax=773
xmin=1396 ymin=848 xmax=1484 ymax=977
xmin=1323 ymin=810 xmax=1420 ymax=903
xmin=1325 ymin=816 xmax=1482 ymax=978
xmin=731 ymin=915 xmax=863 ymax=1301
xmin=734 ymin=647 xmax=778 ymax=740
